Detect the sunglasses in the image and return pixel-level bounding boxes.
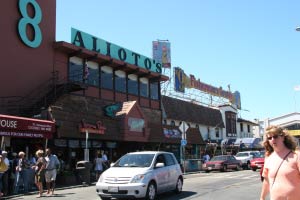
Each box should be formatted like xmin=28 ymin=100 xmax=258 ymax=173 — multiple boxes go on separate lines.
xmin=267 ymin=135 xmax=282 ymax=140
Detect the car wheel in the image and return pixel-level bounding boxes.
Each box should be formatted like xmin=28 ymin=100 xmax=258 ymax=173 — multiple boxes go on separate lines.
xmin=145 ymin=181 xmax=157 ymax=200
xmin=252 ymin=168 xmax=257 ymax=171
xmin=221 ymin=165 xmax=227 ymax=172
xmin=235 ymin=164 xmax=242 ymax=171
xmin=247 ymin=162 xmax=251 ymax=170
xmin=174 ymin=177 xmax=183 ymax=194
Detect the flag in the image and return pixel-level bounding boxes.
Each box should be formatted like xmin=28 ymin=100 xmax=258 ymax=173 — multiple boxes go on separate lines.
xmin=83 ymin=61 xmax=89 ymax=80
xmin=294 ymin=85 xmax=300 ymax=91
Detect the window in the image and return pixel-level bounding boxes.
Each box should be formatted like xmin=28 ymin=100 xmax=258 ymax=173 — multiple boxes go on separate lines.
xmin=128 ymin=74 xmax=138 ymax=95
xmin=101 ymin=66 xmax=113 ymax=89
xmin=247 ymin=125 xmax=250 ymax=133
xmin=225 ymin=111 xmax=237 ymax=137
xmin=240 ymin=123 xmax=243 ymax=132
xmin=139 ymin=77 xmax=149 ymax=97
xmin=164 ymin=154 xmax=176 ymax=166
xmin=170 ymin=121 xmax=175 ymax=126
xmin=150 ymin=81 xmax=159 ymax=100
xmin=69 ymin=57 xmax=83 ymax=83
xmin=86 ymin=61 xmax=99 ymax=87
xmin=114 ymin=70 xmax=126 ymax=92
xmin=215 ymin=128 xmax=220 ymax=138
xmin=163 ymin=120 xmax=167 ymax=125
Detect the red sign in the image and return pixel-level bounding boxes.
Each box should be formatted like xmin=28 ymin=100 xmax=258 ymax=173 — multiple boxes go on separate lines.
xmin=0 ymin=114 xmax=55 ymax=139
xmin=79 ymin=120 xmax=106 ymax=134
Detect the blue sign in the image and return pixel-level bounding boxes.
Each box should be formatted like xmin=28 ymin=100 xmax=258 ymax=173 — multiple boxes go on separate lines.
xmin=181 ymin=139 xmax=187 ymax=146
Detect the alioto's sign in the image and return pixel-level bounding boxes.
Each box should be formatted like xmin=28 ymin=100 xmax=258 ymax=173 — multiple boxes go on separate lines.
xmin=71 ymin=28 xmax=162 ymax=74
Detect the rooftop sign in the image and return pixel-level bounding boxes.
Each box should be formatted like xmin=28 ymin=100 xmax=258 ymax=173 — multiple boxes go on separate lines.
xmin=71 ymin=28 xmax=162 ymax=74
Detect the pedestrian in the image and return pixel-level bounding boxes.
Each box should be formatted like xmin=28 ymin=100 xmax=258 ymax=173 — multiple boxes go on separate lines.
xmin=0 ymin=155 xmax=8 ymax=197
xmin=32 ymin=149 xmax=46 ymax=198
xmin=1 ymin=151 xmax=9 ymax=196
xmin=202 ymin=152 xmax=210 ymax=163
xmin=44 ymin=148 xmax=60 ymax=196
xmin=14 ymin=151 xmax=30 ymax=194
xmin=94 ymin=152 xmax=103 ymax=180
xmin=260 ymin=125 xmax=300 ymax=200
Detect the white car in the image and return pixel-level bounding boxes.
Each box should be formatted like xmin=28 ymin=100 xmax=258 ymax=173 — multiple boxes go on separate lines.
xmin=234 ymin=151 xmax=260 ymax=169
xmin=96 ymin=151 xmax=183 ymax=200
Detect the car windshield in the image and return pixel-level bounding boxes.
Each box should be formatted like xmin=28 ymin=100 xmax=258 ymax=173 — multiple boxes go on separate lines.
xmin=235 ymin=152 xmax=249 ymax=157
xmin=113 ymin=153 xmax=155 ymax=167
xmin=253 ymin=154 xmax=265 ymax=158
xmin=210 ymin=156 xmax=227 ymax=161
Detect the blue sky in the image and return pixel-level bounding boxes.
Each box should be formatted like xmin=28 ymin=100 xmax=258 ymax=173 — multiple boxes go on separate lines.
xmin=56 ymin=0 xmax=300 ymax=121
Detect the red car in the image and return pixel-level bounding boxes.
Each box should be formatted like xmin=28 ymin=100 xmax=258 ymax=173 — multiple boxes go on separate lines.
xmin=250 ymin=154 xmax=264 ymax=171
xmin=202 ymin=155 xmax=242 ymax=172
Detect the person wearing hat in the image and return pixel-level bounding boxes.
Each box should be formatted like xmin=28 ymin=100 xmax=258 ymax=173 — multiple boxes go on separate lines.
xmin=1 ymin=151 xmax=9 ymax=196
xmin=14 ymin=151 xmax=29 ymax=194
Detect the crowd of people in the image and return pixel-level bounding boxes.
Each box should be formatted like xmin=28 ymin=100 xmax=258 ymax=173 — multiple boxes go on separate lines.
xmin=0 ymin=148 xmax=60 ymax=198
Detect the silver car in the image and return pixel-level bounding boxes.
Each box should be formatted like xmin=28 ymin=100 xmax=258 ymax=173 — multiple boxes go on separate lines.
xmin=96 ymin=151 xmax=183 ymax=200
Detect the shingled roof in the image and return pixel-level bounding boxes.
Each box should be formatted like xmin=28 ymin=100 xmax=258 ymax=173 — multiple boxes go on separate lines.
xmin=162 ymin=96 xmax=225 ymax=128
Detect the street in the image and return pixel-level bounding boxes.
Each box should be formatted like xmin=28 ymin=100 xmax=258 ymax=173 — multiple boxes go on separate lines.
xmin=7 ymin=170 xmax=269 ymax=200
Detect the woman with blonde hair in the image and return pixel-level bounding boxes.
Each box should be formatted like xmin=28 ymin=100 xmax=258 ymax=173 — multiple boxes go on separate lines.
xmin=33 ymin=150 xmax=46 ymax=198
xmin=260 ymin=125 xmax=300 ymax=200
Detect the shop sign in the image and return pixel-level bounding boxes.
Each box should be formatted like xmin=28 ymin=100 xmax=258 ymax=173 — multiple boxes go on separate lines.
xmin=163 ymin=128 xmax=181 ymax=138
xmin=0 ymin=131 xmax=51 ymax=139
xmin=92 ymin=141 xmax=102 ymax=148
xmin=71 ymin=28 xmax=162 ymax=74
xmin=81 ymin=140 xmax=91 ymax=148
xmin=128 ymin=117 xmax=144 ymax=132
xmin=79 ymin=120 xmax=106 ymax=134
xmin=0 ymin=114 xmax=55 ymax=133
xmin=106 ymin=142 xmax=117 ymax=148
xmin=103 ymin=103 xmax=122 ymax=118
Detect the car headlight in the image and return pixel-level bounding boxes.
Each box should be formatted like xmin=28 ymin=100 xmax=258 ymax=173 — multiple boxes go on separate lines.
xmin=98 ymin=174 xmax=104 ymax=183
xmin=131 ymin=174 xmax=146 ymax=183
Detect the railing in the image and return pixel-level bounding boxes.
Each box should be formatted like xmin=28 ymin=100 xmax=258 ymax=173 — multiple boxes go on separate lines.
xmin=0 ymin=70 xmax=87 ymax=117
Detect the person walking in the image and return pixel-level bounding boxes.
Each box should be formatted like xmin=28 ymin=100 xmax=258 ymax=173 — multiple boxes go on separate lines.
xmin=0 ymin=155 xmax=8 ymax=197
xmin=14 ymin=151 xmax=29 ymax=194
xmin=94 ymin=152 xmax=103 ymax=181
xmin=44 ymin=148 xmax=60 ymax=196
xmin=32 ymin=150 xmax=46 ymax=198
xmin=260 ymin=125 xmax=300 ymax=200
xmin=1 ymin=151 xmax=9 ymax=196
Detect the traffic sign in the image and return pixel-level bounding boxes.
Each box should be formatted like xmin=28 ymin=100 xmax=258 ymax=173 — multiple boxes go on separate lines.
xmin=181 ymin=139 xmax=187 ymax=146
xmin=179 ymin=121 xmax=188 ymax=133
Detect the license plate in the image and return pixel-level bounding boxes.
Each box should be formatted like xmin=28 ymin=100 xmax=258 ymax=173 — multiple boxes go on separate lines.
xmin=108 ymin=186 xmax=119 ymax=193
xmin=208 ymin=167 xmax=212 ymax=170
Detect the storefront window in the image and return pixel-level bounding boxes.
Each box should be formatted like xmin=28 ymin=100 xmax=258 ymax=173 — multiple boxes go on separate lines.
xmin=69 ymin=57 xmax=83 ymax=83
xmin=115 ymin=70 xmax=126 ymax=92
xmin=139 ymin=77 xmax=148 ymax=97
xmin=128 ymin=74 xmax=138 ymax=95
xmin=101 ymin=66 xmax=113 ymax=89
xmin=86 ymin=61 xmax=99 ymax=87
xmin=150 ymin=81 xmax=159 ymax=100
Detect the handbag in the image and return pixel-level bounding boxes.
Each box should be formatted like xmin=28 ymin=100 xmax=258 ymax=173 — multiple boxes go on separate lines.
xmin=272 ymin=150 xmax=292 ymax=188
xmin=0 ymin=161 xmax=8 ymax=172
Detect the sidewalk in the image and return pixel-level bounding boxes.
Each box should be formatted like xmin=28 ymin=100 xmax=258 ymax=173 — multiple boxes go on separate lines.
xmin=2 ymin=182 xmax=97 ymax=199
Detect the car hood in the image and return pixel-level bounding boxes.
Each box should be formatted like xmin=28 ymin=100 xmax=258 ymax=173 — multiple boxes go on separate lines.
xmin=235 ymin=156 xmax=248 ymax=160
xmin=102 ymin=167 xmax=150 ymax=177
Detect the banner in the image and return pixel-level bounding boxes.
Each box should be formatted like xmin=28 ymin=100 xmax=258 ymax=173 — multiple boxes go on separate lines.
xmin=152 ymin=41 xmax=171 ymax=68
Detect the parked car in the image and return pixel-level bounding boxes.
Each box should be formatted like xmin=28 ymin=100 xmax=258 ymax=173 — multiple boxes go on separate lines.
xmin=250 ymin=153 xmax=265 ymax=171
xmin=96 ymin=151 xmax=183 ymax=200
xmin=202 ymin=155 xmax=242 ymax=172
xmin=234 ymin=151 xmax=260 ymax=169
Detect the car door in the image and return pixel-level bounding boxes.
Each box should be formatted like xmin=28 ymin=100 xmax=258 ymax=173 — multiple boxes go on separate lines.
xmin=163 ymin=153 xmax=177 ymax=190
xmin=154 ymin=154 xmax=168 ymax=193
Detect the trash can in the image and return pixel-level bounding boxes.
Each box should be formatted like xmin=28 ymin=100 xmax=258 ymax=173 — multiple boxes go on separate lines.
xmin=76 ymin=161 xmax=92 ymax=185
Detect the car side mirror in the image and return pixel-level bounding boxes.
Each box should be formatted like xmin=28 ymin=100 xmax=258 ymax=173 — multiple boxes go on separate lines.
xmin=155 ymin=163 xmax=165 ymax=168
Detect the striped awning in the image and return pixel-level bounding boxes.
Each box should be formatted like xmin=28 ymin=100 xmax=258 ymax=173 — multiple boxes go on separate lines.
xmin=289 ymin=130 xmax=300 ymax=136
